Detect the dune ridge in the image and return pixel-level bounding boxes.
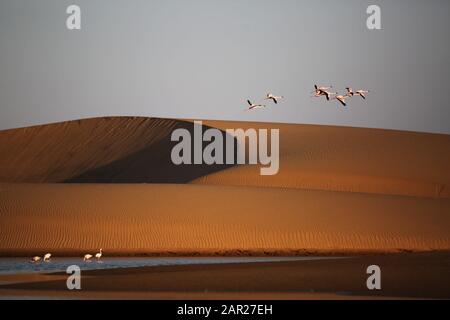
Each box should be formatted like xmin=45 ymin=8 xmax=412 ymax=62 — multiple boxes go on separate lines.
xmin=194 ymin=120 xmax=450 ymax=199
xmin=0 ymin=117 xmax=448 ymax=198
xmin=0 ymin=117 xmax=178 ymax=182
xmin=0 ymin=117 xmax=235 ymax=183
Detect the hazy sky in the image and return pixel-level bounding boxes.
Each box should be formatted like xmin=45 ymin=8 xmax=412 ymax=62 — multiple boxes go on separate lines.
xmin=0 ymin=0 xmax=449 ymax=133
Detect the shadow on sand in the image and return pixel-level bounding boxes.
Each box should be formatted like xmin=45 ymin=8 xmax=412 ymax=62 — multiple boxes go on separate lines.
xmin=66 ymin=120 xmax=237 ymax=183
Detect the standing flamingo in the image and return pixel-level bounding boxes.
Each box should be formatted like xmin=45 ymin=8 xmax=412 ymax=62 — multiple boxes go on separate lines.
xmin=95 ymin=248 xmax=103 ymax=261
xmin=83 ymin=253 xmax=93 ymax=261
xmin=30 ymin=256 xmax=41 ymax=263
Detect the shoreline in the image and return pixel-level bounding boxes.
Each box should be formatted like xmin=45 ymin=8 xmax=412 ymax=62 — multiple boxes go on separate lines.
xmin=1 ymin=249 xmax=449 ymax=258
xmin=0 ymin=252 xmax=449 ymax=300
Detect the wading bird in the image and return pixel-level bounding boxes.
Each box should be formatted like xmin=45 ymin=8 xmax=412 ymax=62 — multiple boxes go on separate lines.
xmin=245 ymin=100 xmax=266 ymax=111
xmin=43 ymin=253 xmax=52 ymax=262
xmin=265 ymin=93 xmax=284 ymax=104
xmin=95 ymin=249 xmax=103 ymax=261
xmin=83 ymin=253 xmax=93 ymax=261
xmin=30 ymin=256 xmax=41 ymax=263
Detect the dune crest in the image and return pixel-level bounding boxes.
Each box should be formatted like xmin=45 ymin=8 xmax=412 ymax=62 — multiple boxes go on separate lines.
xmin=0 ymin=117 xmax=236 ymax=183
xmin=0 ymin=117 xmax=176 ymax=182
xmin=194 ymin=121 xmax=450 ymax=199
xmin=1 ymin=117 xmax=448 ymax=199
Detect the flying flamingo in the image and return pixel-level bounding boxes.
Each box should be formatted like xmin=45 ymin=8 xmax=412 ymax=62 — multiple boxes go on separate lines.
xmin=354 ymin=89 xmax=370 ymax=99
xmin=346 ymin=87 xmax=370 ymax=99
xmin=265 ymin=93 xmax=284 ymax=104
xmin=312 ymin=85 xmax=335 ymax=101
xmin=95 ymin=249 xmax=103 ymax=261
xmin=245 ymin=100 xmax=266 ymax=111
xmin=314 ymin=85 xmax=332 ymax=92
xmin=43 ymin=253 xmax=52 ymax=262
xmin=332 ymin=93 xmax=351 ymax=107
xmin=318 ymin=90 xmax=336 ymax=101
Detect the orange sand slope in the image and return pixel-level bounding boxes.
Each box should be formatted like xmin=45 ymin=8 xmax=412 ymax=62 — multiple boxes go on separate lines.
xmin=0 ymin=117 xmax=175 ymax=182
xmin=1 ymin=183 xmax=449 ymax=255
xmin=0 ymin=117 xmax=234 ymax=183
xmin=196 ymin=121 xmax=450 ymax=199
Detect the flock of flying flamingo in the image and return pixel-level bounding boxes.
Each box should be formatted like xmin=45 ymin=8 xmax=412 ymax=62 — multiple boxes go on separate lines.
xmin=30 ymin=249 xmax=103 ymax=263
xmin=313 ymin=85 xmax=370 ymax=107
xmin=245 ymin=85 xmax=370 ymax=110
xmin=246 ymin=93 xmax=285 ymax=111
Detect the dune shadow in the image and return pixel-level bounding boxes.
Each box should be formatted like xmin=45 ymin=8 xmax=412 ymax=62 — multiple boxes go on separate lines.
xmin=65 ymin=120 xmax=237 ymax=184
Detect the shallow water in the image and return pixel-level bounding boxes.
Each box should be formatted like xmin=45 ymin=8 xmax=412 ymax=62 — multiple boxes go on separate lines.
xmin=0 ymin=256 xmax=335 ymax=274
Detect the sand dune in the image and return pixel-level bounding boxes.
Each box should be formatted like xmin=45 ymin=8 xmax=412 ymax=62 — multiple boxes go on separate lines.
xmin=0 ymin=117 xmax=173 ymax=182
xmin=1 ymin=117 xmax=448 ymax=199
xmin=0 ymin=117 xmax=235 ymax=183
xmin=0 ymin=117 xmax=449 ymax=255
xmin=194 ymin=121 xmax=450 ymax=199
xmin=1 ymin=183 xmax=449 ymax=255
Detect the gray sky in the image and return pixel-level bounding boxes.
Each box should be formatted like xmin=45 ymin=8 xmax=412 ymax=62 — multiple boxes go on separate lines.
xmin=0 ymin=0 xmax=449 ymax=133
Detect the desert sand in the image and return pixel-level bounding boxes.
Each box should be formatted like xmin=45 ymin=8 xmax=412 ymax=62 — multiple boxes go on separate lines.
xmin=196 ymin=120 xmax=450 ymax=199
xmin=0 ymin=117 xmax=449 ymax=255
xmin=0 ymin=183 xmax=449 ymax=255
